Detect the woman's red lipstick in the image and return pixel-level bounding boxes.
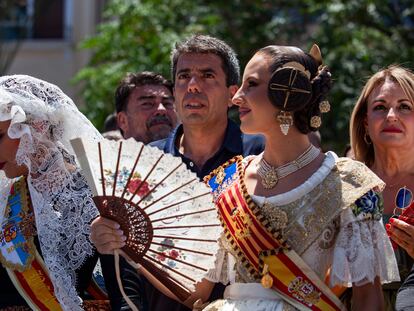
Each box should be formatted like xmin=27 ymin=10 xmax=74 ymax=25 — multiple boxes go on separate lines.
xmin=382 ymin=127 xmax=402 ymax=133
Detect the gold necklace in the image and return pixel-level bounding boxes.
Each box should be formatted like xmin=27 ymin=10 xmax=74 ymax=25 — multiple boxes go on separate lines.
xmin=256 ymin=145 xmax=320 ymax=189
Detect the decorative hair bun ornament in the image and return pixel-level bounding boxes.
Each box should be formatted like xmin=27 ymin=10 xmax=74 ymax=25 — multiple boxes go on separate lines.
xmin=308 ymin=43 xmax=331 ymax=129
xmin=310 ymin=100 xmax=330 ymax=129
xmin=310 ymin=115 xmax=322 ymax=129
xmin=269 ymin=62 xmax=313 ymax=135
xmin=309 ymin=44 xmax=323 ymax=67
xmin=319 ymin=100 xmax=330 ymax=113
xmin=268 ymin=62 xmax=312 ymax=112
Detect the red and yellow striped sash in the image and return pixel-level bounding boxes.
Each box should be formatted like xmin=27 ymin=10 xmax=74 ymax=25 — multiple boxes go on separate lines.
xmin=7 ymin=252 xmax=62 ymax=311
xmin=214 ymin=163 xmax=345 ymax=311
xmin=8 ymin=253 xmax=111 ymax=311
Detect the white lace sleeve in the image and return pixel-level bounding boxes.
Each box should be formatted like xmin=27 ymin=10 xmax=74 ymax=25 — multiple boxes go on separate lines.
xmin=205 ymin=234 xmax=234 ymax=285
xmin=330 ymin=191 xmax=400 ymax=287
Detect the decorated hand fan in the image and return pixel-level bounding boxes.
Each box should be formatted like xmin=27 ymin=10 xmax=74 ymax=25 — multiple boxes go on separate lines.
xmin=71 ymin=138 xmax=221 ymax=302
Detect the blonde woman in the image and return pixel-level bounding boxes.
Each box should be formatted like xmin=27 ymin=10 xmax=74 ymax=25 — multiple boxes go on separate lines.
xmin=350 ymin=65 xmax=414 ymax=309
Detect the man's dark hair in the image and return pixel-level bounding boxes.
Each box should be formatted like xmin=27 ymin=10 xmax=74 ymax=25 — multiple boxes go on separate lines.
xmin=171 ymin=34 xmax=240 ymax=86
xmin=115 ymin=71 xmax=173 ymax=113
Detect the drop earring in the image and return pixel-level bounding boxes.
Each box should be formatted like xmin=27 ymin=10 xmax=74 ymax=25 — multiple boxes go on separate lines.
xmin=276 ymin=111 xmax=293 ymax=135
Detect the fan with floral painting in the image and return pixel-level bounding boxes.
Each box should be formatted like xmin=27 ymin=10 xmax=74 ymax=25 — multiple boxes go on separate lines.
xmin=71 ymin=138 xmax=221 ymax=302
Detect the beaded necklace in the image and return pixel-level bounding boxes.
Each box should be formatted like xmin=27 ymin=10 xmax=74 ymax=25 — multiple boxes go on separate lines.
xmin=257 ymin=144 xmax=320 ymax=189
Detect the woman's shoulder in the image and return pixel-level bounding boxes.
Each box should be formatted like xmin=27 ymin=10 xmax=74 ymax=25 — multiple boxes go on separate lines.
xmin=333 ymin=155 xmax=385 ymax=193
xmin=326 ymin=154 xmax=385 ymax=219
xmin=335 ymin=155 xmax=374 ymax=174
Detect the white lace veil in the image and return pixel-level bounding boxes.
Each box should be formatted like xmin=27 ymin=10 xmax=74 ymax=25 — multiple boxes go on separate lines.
xmin=0 ymin=75 xmax=102 ymax=310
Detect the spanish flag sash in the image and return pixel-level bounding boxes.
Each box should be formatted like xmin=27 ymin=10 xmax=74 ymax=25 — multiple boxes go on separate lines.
xmin=0 ymin=178 xmax=62 ymax=311
xmin=205 ymin=157 xmax=346 ymax=311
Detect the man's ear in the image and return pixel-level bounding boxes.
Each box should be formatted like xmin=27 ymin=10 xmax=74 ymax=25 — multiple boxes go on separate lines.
xmin=117 ymin=112 xmax=128 ymax=137
xmin=228 ymin=85 xmax=239 ymax=108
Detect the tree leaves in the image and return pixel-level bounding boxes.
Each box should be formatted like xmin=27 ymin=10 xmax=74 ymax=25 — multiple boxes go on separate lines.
xmin=75 ymin=0 xmax=414 ymax=153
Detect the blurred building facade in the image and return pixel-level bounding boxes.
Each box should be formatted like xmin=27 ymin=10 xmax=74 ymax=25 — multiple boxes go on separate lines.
xmin=1 ymin=0 xmax=106 ymax=104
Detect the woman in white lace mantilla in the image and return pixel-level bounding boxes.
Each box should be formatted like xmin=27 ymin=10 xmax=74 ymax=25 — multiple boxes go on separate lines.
xmin=0 ymin=75 xmax=103 ymax=310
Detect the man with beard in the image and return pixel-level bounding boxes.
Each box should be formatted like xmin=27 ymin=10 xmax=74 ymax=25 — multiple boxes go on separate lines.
xmin=116 ymin=71 xmax=178 ymax=143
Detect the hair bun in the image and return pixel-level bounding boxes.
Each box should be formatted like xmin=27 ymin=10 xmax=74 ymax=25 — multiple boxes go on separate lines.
xmin=268 ymin=66 xmax=312 ymax=112
xmin=311 ymin=66 xmax=332 ymax=99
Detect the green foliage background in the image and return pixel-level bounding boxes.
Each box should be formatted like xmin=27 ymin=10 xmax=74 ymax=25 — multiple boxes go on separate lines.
xmin=74 ymin=0 xmax=414 ymax=153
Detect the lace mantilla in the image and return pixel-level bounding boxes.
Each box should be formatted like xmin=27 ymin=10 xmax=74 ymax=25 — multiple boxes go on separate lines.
xmin=0 ymin=75 xmax=102 ymax=310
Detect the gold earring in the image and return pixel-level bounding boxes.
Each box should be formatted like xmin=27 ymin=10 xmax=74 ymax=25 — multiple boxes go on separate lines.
xmin=276 ymin=111 xmax=293 ymax=135
xmin=364 ymin=132 xmax=372 ymax=145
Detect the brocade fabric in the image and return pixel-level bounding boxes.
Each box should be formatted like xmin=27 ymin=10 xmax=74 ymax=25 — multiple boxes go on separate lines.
xmin=205 ymin=152 xmax=399 ymax=310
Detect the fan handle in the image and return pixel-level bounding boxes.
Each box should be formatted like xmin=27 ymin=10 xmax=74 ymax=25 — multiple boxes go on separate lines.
xmin=139 ymin=258 xmax=190 ymax=302
xmin=93 ymin=196 xmax=191 ymax=302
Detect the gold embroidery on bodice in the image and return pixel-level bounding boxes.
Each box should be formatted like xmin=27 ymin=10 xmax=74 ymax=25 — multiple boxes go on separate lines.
xmin=220 ymin=157 xmax=384 ymax=283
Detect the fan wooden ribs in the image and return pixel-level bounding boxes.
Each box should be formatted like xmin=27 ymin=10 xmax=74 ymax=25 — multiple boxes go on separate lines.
xmin=71 ymin=138 xmax=222 ymax=302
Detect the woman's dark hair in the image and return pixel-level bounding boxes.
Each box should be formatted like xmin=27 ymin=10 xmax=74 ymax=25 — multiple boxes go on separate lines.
xmin=258 ymin=46 xmax=332 ymax=134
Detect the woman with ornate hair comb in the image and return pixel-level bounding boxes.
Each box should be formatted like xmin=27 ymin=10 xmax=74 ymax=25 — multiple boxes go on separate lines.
xmin=88 ymin=45 xmax=399 ymax=310
xmin=197 ymin=44 xmax=399 ymax=311
xmin=0 ymin=75 xmax=119 ymax=310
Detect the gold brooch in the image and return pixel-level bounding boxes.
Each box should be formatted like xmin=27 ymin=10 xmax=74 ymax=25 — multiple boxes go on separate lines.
xmin=262 ymin=170 xmax=279 ymax=189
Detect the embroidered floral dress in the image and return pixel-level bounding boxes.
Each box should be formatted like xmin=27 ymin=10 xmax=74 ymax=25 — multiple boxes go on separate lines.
xmin=204 ymin=152 xmax=399 ymax=311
